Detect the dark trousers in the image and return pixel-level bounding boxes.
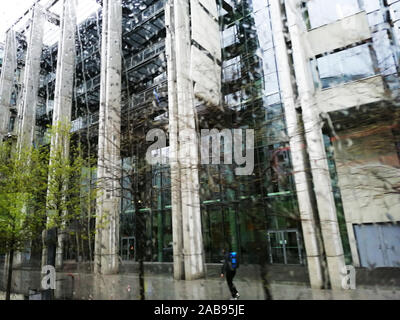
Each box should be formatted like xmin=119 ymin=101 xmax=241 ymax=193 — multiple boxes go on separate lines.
xmin=226 ymin=270 xmax=238 ymax=297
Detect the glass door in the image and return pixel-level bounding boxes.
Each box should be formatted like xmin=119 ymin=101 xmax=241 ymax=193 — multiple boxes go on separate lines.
xmin=267 ymin=231 xmax=285 ymax=264
xmin=284 ymin=230 xmax=303 ymax=264
xmin=267 ymin=229 xmax=303 ymax=264
xmin=121 ymin=237 xmax=135 ymax=261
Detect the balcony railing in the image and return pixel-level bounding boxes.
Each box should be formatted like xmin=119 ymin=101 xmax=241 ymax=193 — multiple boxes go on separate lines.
xmin=123 ymin=40 xmax=165 ymax=72
xmin=123 ymin=0 xmax=166 ymax=35
xmin=75 ymin=2 xmax=166 ymax=65
xmin=76 ymin=41 xmax=166 ymax=97
xmin=76 ymin=74 xmax=101 ymax=96
xmin=71 ymin=78 xmax=167 ymax=133
xmin=71 ymin=112 xmax=100 ymax=133
xmin=128 ymin=77 xmax=167 ymax=110
xmin=76 ymin=45 xmax=100 ymax=65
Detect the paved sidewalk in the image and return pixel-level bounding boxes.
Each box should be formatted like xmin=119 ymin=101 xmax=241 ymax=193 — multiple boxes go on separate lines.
xmin=2 ymin=270 xmax=400 ymax=300
xmin=0 ymin=292 xmax=25 ymax=300
xmin=91 ymin=274 xmax=400 ymax=300
xmin=266 ymin=283 xmax=400 ymax=300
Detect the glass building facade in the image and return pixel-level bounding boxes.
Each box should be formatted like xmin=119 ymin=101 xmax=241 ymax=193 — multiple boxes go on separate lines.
xmin=116 ymin=0 xmax=307 ymax=266
xmin=201 ymin=0 xmax=304 ymax=264
xmin=1 ymin=0 xmax=399 ymax=287
xmin=4 ymin=0 xmax=341 ymax=267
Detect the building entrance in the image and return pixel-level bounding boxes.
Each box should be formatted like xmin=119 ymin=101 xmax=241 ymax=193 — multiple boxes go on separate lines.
xmin=202 ymin=204 xmax=239 ymax=263
xmin=121 ymin=236 xmax=135 ymax=261
xmin=267 ymin=229 xmax=303 ymax=265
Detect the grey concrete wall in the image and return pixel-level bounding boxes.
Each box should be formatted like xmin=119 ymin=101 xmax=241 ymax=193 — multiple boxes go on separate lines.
xmin=333 ymin=123 xmax=400 ymax=225
xmin=332 ymin=122 xmax=400 ymax=267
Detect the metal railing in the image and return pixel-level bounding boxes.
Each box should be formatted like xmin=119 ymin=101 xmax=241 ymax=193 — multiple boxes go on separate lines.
xmin=71 ymin=78 xmax=167 ymax=133
xmin=73 ymin=0 xmax=166 ymax=64
xmin=76 ymin=45 xmax=100 ymax=65
xmin=76 ymin=74 xmax=101 ymax=96
xmin=123 ymin=0 xmax=166 ymax=34
xmin=76 ymin=41 xmax=166 ymax=97
xmin=128 ymin=76 xmax=167 ymax=110
xmin=123 ymin=40 xmax=165 ymax=72
xmin=70 ymin=112 xmax=99 ymax=133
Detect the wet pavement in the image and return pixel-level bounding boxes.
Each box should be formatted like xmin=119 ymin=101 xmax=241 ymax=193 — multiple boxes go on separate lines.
xmin=90 ymin=274 xmax=400 ymax=300
xmin=2 ymin=270 xmax=400 ymax=300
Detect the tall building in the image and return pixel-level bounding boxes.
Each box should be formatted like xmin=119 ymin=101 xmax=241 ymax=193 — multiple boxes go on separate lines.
xmin=0 ymin=0 xmax=399 ymax=298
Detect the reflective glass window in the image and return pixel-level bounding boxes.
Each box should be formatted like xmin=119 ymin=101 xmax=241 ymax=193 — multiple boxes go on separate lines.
xmin=222 ymin=24 xmax=239 ymax=48
xmin=313 ymin=44 xmax=376 ymax=89
xmin=306 ymin=0 xmax=361 ymax=29
xmin=223 ymin=56 xmax=242 ymax=82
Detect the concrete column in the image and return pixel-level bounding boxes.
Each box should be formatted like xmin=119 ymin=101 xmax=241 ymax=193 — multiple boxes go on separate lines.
xmin=95 ymin=0 xmax=122 ymax=275
xmin=167 ymin=0 xmax=183 ymax=279
xmin=165 ymin=0 xmax=185 ymax=280
xmin=285 ymin=0 xmax=346 ymax=290
xmin=12 ymin=5 xmax=45 ymax=269
xmin=175 ymin=0 xmax=205 ymax=281
xmin=166 ymin=0 xmax=205 ymax=280
xmin=52 ymin=0 xmax=76 ymax=127
xmin=17 ymin=5 xmax=45 ymax=150
xmin=14 ymin=64 xmax=25 ymax=136
xmin=49 ymin=0 xmax=77 ymax=270
xmin=0 ymin=29 xmax=17 ymax=143
xmin=270 ymin=0 xmax=325 ymax=289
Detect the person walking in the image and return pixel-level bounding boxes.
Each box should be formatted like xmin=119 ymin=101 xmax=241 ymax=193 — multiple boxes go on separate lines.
xmin=220 ymin=248 xmax=240 ymax=300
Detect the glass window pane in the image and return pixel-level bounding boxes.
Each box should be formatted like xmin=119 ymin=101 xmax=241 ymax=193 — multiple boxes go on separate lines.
xmin=315 ymin=44 xmax=376 ymax=89
xmin=222 ymin=25 xmax=238 ymax=48
xmin=269 ymin=232 xmax=285 ymax=264
xmin=307 ymin=0 xmax=360 ymax=29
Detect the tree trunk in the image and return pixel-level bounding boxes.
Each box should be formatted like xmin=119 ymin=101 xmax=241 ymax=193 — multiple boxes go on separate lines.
xmin=88 ymin=192 xmax=93 ymax=268
xmin=139 ymin=256 xmax=145 ymax=300
xmin=255 ymin=231 xmax=273 ymax=300
xmin=75 ymin=227 xmax=80 ymax=264
xmin=137 ymin=213 xmax=145 ymax=301
xmin=5 ymin=248 xmax=14 ymax=301
xmin=134 ymin=193 xmax=145 ymax=300
xmin=43 ymin=228 xmax=57 ymax=300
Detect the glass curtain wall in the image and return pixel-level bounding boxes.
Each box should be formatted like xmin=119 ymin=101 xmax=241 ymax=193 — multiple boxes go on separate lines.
xmin=119 ymin=0 xmax=171 ymax=263
xmin=205 ymin=0 xmax=304 ymax=265
xmin=22 ymin=0 xmax=307 ymax=266
xmin=119 ymin=0 xmax=305 ymax=265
